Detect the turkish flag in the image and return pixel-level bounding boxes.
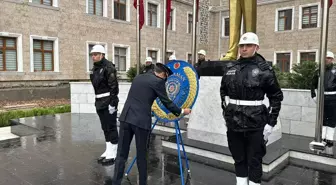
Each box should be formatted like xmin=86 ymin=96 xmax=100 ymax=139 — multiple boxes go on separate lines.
xmin=196 ymin=0 xmax=199 ymax=22
xmin=166 ymin=0 xmax=172 ymax=26
xmin=330 ymin=0 xmax=333 ymax=7
xmin=133 ymin=0 xmax=145 ymax=30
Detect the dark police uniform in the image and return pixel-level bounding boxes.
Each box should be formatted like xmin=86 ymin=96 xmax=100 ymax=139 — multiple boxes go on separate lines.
xmin=220 ymin=54 xmax=283 ymax=184
xmin=142 ymin=64 xmax=154 ymax=74
xmin=311 ymin=63 xmax=336 ymax=145
xmin=89 ymin=57 xmax=119 ymax=158
xmin=112 ymin=63 xmax=182 ymax=185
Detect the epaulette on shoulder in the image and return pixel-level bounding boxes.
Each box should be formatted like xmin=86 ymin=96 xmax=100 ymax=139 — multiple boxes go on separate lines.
xmin=258 ymin=61 xmax=273 ymax=71
xmin=226 ymin=61 xmax=238 ymax=68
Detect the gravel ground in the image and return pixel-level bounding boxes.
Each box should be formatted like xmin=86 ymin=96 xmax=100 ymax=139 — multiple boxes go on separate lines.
xmin=0 ymin=98 xmax=70 ymax=109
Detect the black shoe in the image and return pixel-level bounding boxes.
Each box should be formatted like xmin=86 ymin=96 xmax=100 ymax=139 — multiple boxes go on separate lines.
xmin=97 ymin=156 xmax=105 ymax=163
xmin=326 ymin=140 xmax=334 ymax=147
xmin=101 ymin=158 xmax=115 ymax=165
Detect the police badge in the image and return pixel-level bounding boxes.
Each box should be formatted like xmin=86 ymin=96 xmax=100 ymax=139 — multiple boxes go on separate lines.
xmin=252 ymin=68 xmax=260 ymax=77
xmin=152 ymin=60 xmax=199 ymax=122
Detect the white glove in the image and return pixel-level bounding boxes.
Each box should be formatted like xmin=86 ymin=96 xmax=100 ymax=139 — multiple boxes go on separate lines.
xmin=108 ymin=105 xmax=116 ymax=114
xmin=263 ymin=124 xmax=273 ymax=141
xmin=313 ymin=97 xmax=317 ymax=103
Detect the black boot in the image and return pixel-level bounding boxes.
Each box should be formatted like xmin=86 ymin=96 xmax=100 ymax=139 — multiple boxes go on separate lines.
xmin=101 ymin=158 xmax=115 ymax=166
xmin=97 ymin=156 xmax=105 ymax=163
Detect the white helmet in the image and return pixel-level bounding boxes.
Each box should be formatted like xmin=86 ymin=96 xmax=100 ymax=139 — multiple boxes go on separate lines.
xmin=198 ymin=50 xmax=206 ymax=56
xmin=90 ymin=45 xmax=106 ymax=54
xmin=239 ymin=32 xmax=259 ymax=46
xmin=145 ymin=57 xmax=152 ymax=62
xmin=327 ymin=51 xmax=334 ymax=59
xmin=169 ymin=55 xmax=176 ymax=60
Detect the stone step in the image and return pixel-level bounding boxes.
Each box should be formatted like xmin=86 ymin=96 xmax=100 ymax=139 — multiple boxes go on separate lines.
xmin=0 ymin=126 xmax=19 ymax=141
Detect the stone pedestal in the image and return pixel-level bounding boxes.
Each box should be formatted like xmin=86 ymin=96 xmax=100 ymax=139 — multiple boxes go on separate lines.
xmin=187 ymin=77 xmax=282 ymax=147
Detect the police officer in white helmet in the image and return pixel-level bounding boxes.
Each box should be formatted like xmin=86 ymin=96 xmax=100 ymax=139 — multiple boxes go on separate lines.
xmin=169 ymin=55 xmax=176 ymax=61
xmin=143 ymin=57 xmax=154 ymax=73
xmin=220 ymin=32 xmax=283 ymax=185
xmin=311 ymin=51 xmax=336 ymax=151
xmin=89 ymin=45 xmax=119 ymax=165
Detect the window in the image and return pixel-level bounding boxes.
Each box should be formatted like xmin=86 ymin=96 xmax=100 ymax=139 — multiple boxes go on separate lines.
xmin=301 ymin=5 xmax=318 ymax=29
xmin=166 ymin=51 xmax=173 ymax=62
xmin=222 ymin=17 xmax=229 ymax=37
xmin=276 ymin=53 xmax=291 ymax=72
xmin=114 ymin=0 xmax=126 ymax=21
xmin=300 ymin=52 xmax=316 ymax=63
xmin=278 ymin=9 xmax=293 ymax=31
xmin=88 ymin=44 xmax=95 ymax=70
xmin=188 ymin=13 xmax=193 ymax=33
xmin=187 ymin=53 xmax=192 ymax=64
xmin=114 ymin=47 xmax=127 ymax=71
xmin=147 ymin=3 xmax=158 ymax=27
xmin=33 ymin=40 xmax=54 ymax=71
xmin=0 ymin=37 xmax=17 ymax=71
xmin=88 ymin=0 xmax=104 ymax=16
xmin=148 ymin=50 xmax=158 ymax=63
xmin=32 ymin=0 xmax=52 ymax=6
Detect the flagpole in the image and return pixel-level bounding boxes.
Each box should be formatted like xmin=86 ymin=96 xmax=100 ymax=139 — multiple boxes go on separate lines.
xmin=191 ymin=0 xmax=198 ymax=66
xmin=162 ymin=0 xmax=167 ymax=64
xmin=136 ymin=0 xmax=141 ymax=75
xmin=310 ymin=0 xmax=330 ymax=151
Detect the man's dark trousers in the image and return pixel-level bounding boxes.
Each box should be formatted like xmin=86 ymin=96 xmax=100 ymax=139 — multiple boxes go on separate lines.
xmin=227 ymin=129 xmax=266 ymax=183
xmin=112 ymin=122 xmax=151 ymax=185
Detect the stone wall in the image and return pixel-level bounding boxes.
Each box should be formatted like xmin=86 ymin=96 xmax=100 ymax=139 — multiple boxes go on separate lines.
xmin=69 ymin=82 xmax=322 ymax=138
xmin=70 ymin=82 xmax=130 ymax=113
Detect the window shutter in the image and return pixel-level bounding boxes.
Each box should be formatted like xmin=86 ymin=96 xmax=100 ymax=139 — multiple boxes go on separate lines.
xmin=34 ymin=52 xmax=43 ymax=71
xmin=96 ymin=0 xmax=103 ymax=16
xmin=43 ymin=0 xmax=52 ymax=6
xmin=5 ymin=50 xmax=17 ymax=71
xmin=44 ymin=53 xmax=53 ymax=71
xmin=119 ymin=55 xmax=126 ymax=71
xmin=88 ymin=0 xmax=94 ymax=14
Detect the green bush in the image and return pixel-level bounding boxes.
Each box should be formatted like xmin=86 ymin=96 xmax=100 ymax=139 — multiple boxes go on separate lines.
xmin=0 ymin=105 xmax=71 ymax=127
xmin=274 ymin=61 xmax=317 ymax=89
xmin=126 ymin=64 xmax=145 ymax=82
xmin=287 ymin=61 xmax=317 ymax=89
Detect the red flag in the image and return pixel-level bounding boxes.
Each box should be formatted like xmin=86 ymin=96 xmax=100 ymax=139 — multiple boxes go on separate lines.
xmin=330 ymin=0 xmax=333 ymax=7
xmin=166 ymin=0 xmax=172 ymax=26
xmin=196 ymin=0 xmax=199 ymax=22
xmin=133 ymin=0 xmax=145 ymax=30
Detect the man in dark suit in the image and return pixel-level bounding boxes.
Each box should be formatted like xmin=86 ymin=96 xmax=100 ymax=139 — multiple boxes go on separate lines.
xmin=112 ymin=63 xmax=191 ymax=185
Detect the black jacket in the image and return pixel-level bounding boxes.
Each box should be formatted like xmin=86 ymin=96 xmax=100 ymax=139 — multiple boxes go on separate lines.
xmin=143 ymin=64 xmax=154 ymax=74
xmin=220 ymin=54 xmax=283 ymax=131
xmin=90 ymin=58 xmax=119 ymax=110
xmin=311 ymin=64 xmax=336 ymax=101
xmin=119 ymin=72 xmax=182 ymax=130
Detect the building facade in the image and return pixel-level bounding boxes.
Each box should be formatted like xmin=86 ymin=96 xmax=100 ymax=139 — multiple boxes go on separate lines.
xmin=211 ymin=0 xmax=336 ymax=72
xmin=0 ymin=0 xmax=335 ymax=86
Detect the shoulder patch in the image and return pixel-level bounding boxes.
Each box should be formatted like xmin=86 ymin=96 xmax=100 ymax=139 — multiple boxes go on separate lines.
xmin=226 ymin=61 xmax=237 ymax=68
xmin=258 ymin=61 xmax=272 ymax=71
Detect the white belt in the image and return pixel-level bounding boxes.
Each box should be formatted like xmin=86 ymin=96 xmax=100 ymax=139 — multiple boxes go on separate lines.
xmin=95 ymin=92 xmax=110 ymax=98
xmin=229 ymin=99 xmax=263 ymax=106
xmin=325 ymin=91 xmax=336 ymax=95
